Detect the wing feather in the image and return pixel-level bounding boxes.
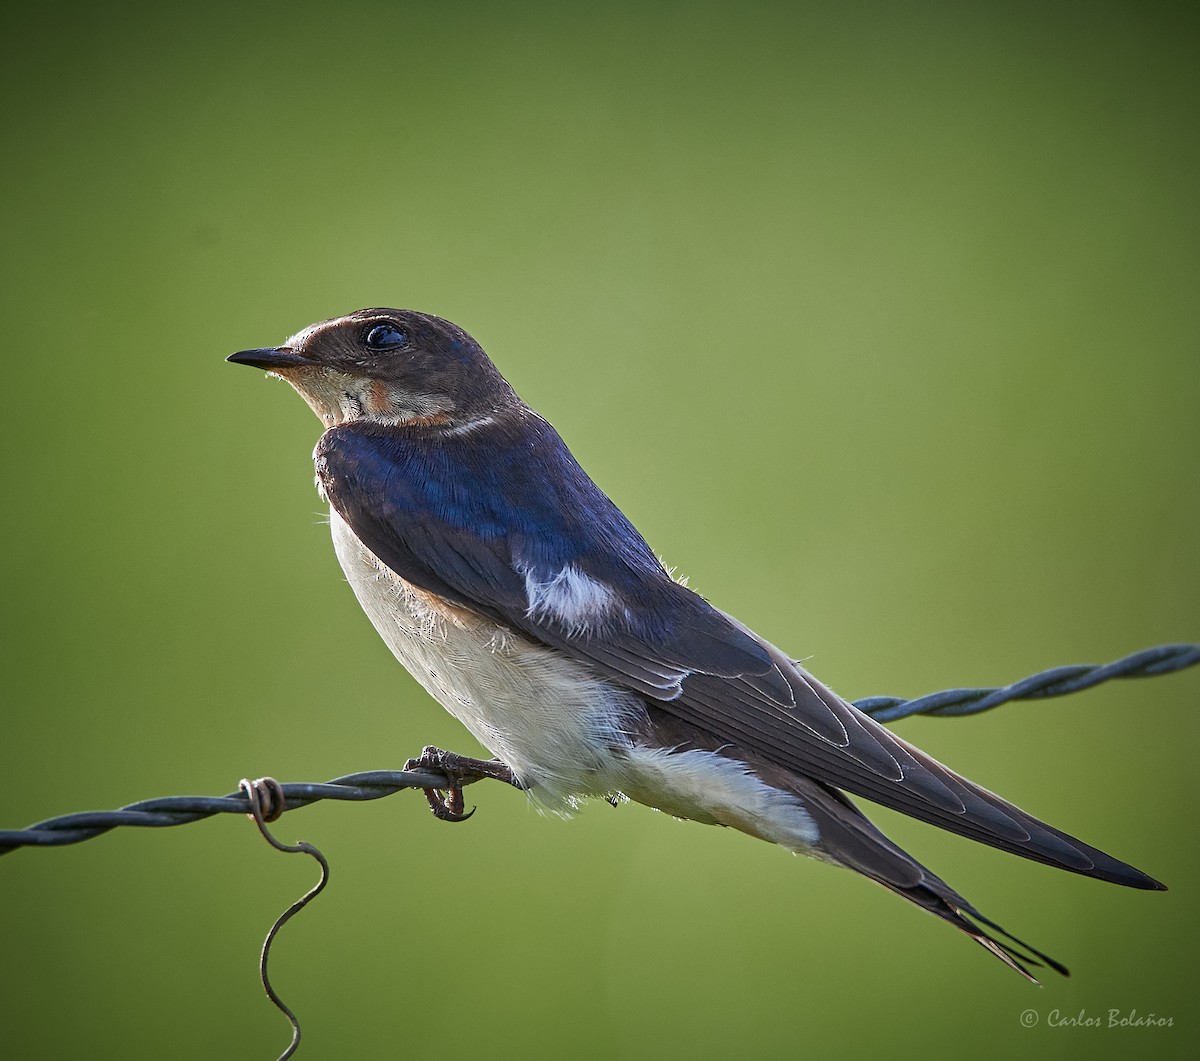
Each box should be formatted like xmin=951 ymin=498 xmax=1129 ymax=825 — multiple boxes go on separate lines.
xmin=315 ymin=419 xmax=1162 ymax=889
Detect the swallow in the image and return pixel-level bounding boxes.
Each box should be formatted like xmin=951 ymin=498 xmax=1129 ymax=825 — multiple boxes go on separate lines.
xmin=229 ymin=308 xmax=1165 ymax=981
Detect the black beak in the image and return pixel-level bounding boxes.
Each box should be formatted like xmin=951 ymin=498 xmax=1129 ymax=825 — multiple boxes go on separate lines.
xmin=227 ymin=347 xmax=311 ymax=370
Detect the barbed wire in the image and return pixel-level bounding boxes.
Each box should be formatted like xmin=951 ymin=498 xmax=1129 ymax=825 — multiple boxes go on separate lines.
xmin=1 ymin=643 xmax=1194 ymax=856
xmin=4 ymin=642 xmax=1196 ymax=1060
xmin=853 ymin=642 xmax=1199 ymax=722
xmin=0 ymin=768 xmax=454 ymax=856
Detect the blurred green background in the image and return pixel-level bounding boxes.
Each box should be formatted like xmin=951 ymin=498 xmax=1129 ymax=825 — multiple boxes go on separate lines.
xmin=2 ymin=1 xmax=1196 ymax=1058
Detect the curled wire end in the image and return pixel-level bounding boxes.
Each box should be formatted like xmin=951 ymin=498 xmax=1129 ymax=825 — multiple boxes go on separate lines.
xmin=242 ymin=776 xmax=287 ymax=826
xmin=239 ymin=777 xmax=330 ymax=1061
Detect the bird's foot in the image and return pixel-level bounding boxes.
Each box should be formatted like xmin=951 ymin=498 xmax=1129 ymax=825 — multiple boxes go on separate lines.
xmin=402 ymin=746 xmax=520 ymax=823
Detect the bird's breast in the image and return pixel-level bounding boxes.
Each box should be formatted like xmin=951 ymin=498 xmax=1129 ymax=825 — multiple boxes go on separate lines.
xmin=327 ymin=508 xmax=646 ymax=808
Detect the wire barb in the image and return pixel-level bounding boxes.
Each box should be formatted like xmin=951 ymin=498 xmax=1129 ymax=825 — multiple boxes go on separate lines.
xmin=0 ymin=642 xmax=1196 ymax=856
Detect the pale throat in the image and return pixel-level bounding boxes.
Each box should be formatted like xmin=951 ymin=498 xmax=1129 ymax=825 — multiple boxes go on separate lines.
xmin=274 ymin=366 xmax=451 ymax=428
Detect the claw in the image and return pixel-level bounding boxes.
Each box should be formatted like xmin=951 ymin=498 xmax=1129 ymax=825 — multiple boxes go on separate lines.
xmin=404 ymin=746 xmax=517 ymax=823
xmin=423 ymin=786 xmax=476 ymax=822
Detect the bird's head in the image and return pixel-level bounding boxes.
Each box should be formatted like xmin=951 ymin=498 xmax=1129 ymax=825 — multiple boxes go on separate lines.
xmin=228 ymin=308 xmax=517 ymax=429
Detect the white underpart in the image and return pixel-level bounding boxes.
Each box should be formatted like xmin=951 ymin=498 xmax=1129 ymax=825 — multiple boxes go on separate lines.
xmin=331 ymin=510 xmax=642 ymax=807
xmin=327 ymin=509 xmax=821 ymax=851
xmin=521 ymin=563 xmax=621 ymax=635
xmin=619 ymin=746 xmax=820 ymax=851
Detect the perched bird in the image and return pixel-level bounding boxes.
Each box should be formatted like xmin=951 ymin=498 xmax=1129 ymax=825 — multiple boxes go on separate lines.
xmin=229 ymin=308 xmax=1164 ymax=981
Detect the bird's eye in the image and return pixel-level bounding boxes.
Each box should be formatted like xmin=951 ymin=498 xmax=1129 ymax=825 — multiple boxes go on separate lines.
xmin=364 ymin=323 xmax=408 ymax=349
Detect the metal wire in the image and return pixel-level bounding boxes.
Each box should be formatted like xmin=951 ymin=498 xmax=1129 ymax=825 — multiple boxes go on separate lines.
xmin=241 ymin=776 xmax=329 ymax=1061
xmin=854 ymin=642 xmax=1199 ymax=722
xmin=0 ymin=769 xmax=452 ymax=856
xmin=1 ymin=642 xmax=1195 ymax=856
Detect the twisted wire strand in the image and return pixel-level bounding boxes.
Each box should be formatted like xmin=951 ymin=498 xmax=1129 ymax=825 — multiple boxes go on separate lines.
xmin=0 ymin=770 xmax=451 ymax=855
xmin=854 ymin=642 xmax=1198 ymax=722
xmin=2 ymin=643 xmax=1195 ymax=856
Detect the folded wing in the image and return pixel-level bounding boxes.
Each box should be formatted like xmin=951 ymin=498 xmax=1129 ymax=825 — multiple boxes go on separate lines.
xmin=317 ymin=419 xmax=1163 ymax=890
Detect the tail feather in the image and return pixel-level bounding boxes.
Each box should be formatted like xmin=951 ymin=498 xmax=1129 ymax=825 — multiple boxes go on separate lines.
xmin=872 ymin=876 xmax=1069 ymax=982
xmin=960 ymin=905 xmax=1070 ymax=979
xmin=629 ymin=708 xmax=1157 ymax=980
xmin=784 ymin=773 xmax=1072 ymax=981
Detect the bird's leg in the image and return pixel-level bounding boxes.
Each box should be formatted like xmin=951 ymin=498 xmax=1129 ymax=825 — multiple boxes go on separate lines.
xmin=403 ymin=745 xmax=521 ymax=823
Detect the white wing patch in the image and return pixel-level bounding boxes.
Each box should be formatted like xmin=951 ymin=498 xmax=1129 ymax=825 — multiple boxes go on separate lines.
xmin=521 ymin=564 xmax=621 ymax=635
xmin=443 ymin=413 xmax=498 ymax=437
